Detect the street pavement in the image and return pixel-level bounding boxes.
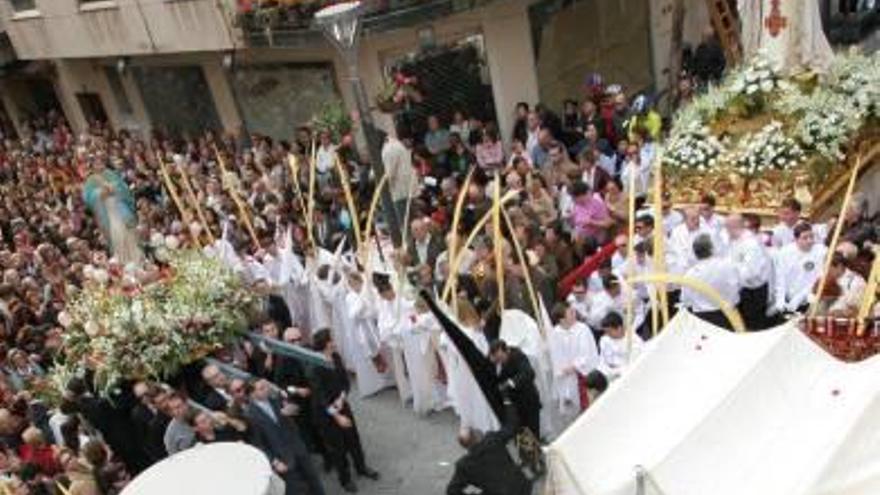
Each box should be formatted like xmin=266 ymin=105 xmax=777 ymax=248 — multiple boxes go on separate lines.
xmin=318 ymin=388 xmax=462 ymax=495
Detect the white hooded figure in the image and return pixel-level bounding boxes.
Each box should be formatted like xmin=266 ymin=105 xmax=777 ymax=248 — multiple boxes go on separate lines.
xmin=375 ymin=280 xmax=414 ymax=406
xmin=343 ymin=271 xmax=395 ymax=398
xmin=548 ymin=305 xmax=599 ymax=428
xmin=499 ymin=308 xmax=557 ymax=439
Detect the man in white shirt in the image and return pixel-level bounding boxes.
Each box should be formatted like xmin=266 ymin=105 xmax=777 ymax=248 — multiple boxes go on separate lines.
xmin=698 ymin=193 xmax=726 ymax=236
xmin=382 ymin=125 xmax=417 ymax=225
xmin=771 ymin=198 xmax=828 ymax=248
xmin=725 ymin=214 xmax=773 ymax=330
xmin=661 ymin=191 xmax=684 ymax=237
xmin=772 ymin=222 xmax=828 ymax=316
xmin=667 ymin=207 xmax=715 ymax=313
xmin=619 ymin=143 xmax=651 ymax=198
xmin=315 ymin=130 xmax=338 ymax=176
xmin=682 ymin=233 xmax=741 ymax=330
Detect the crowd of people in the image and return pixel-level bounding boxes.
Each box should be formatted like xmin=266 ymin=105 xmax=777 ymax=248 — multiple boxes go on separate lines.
xmin=0 ymin=58 xmax=877 ymax=495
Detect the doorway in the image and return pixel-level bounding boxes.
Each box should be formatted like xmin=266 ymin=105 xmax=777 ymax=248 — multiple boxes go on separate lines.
xmin=76 ymin=92 xmax=109 ymax=126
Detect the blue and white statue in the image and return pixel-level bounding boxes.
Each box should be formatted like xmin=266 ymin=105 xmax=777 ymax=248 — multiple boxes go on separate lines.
xmin=83 ymin=161 xmax=143 ymax=266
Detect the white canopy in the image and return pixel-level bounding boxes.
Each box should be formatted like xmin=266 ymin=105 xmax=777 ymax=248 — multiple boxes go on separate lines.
xmin=546 ymin=311 xmax=880 ymax=495
xmin=121 ymin=443 xmax=284 ymax=495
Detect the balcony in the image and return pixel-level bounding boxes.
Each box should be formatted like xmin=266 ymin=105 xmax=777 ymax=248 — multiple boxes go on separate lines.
xmin=822 ymin=1 xmax=879 ymax=45
xmin=235 ymin=0 xmax=496 ymax=48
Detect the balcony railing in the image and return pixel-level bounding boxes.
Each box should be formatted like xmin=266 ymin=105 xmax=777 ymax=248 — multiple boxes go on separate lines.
xmin=233 ymin=0 xmax=495 ymax=47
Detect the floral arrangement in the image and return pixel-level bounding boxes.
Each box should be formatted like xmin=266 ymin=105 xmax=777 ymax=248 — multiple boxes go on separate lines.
xmin=731 ymin=121 xmax=804 ymax=176
xmin=311 ymin=99 xmax=353 ymax=141
xmin=53 ymin=249 xmax=257 ymax=395
xmin=727 ymin=53 xmax=789 ymax=115
xmin=664 ymin=50 xmax=880 ymax=181
xmin=661 ymin=123 xmax=725 ymax=173
xmin=375 ymin=70 xmax=422 ymax=113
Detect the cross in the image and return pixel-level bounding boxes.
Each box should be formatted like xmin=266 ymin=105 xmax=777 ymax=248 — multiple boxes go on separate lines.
xmin=764 ymin=0 xmax=788 ymax=37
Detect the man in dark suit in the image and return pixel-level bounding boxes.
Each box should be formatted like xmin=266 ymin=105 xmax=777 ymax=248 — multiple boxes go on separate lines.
xmin=273 ymin=327 xmax=328 ymax=467
xmin=312 ymin=329 xmax=379 ymax=493
xmin=130 ymin=382 xmax=169 ymax=465
xmin=578 ymin=147 xmax=611 ymax=193
xmin=312 ymin=203 xmax=343 ymax=250
xmin=446 ymin=396 xmax=533 ymax=495
xmin=199 ymin=364 xmax=232 ymax=411
xmin=488 ymin=340 xmax=542 ymax=439
xmin=406 ymin=216 xmax=445 ymax=269
xmin=245 ymin=379 xmax=326 ymax=495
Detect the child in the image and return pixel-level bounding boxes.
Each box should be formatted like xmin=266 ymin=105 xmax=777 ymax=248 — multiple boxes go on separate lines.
xmin=585 ymin=311 xmax=645 ymax=395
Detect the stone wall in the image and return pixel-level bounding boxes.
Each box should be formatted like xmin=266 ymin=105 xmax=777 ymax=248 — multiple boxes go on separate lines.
xmin=530 ymin=0 xmax=654 ymax=109
xmin=229 ymin=62 xmax=340 ymax=141
xmin=133 ymin=65 xmax=222 ymax=136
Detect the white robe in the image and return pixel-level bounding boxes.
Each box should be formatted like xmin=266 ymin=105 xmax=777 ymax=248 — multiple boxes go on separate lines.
xmin=345 ymin=286 xmax=394 ymax=398
xmin=440 ymin=326 xmax=499 ymax=433
xmin=403 ymin=312 xmax=444 ymax=415
xmin=376 ymin=295 xmax=413 ymax=405
xmin=549 ymin=322 xmax=599 ymax=423
xmin=739 ymin=0 xmax=833 ymax=74
xmin=305 ymin=259 xmax=333 ymax=335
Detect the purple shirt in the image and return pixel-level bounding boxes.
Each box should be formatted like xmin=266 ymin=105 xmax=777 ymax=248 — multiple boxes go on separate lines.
xmin=571 ymin=193 xmax=610 ymax=241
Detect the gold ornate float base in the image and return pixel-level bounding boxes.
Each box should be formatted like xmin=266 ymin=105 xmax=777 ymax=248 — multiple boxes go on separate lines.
xmin=669 ymin=130 xmax=880 ymax=220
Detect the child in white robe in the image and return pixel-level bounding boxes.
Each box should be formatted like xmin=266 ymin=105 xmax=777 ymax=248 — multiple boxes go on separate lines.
xmin=548 ymin=303 xmax=599 ymax=425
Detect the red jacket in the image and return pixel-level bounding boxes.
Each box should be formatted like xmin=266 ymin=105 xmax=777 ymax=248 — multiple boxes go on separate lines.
xmin=19 ymin=443 xmax=60 ymax=475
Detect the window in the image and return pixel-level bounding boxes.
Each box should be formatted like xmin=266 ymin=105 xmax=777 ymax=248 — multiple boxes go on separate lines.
xmin=79 ymin=0 xmax=118 ymax=11
xmin=8 ymin=0 xmax=37 ymax=13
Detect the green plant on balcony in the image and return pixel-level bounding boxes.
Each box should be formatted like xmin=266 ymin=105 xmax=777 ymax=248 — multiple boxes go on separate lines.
xmin=311 ymin=99 xmax=353 ymax=141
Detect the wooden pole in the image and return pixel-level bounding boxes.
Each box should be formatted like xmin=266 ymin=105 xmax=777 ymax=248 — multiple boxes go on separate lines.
xmin=361 ymin=173 xmax=389 ymax=269
xmin=156 ymin=155 xmax=199 ymax=248
xmin=307 ymin=138 xmax=318 ymax=240
xmin=492 ymin=172 xmax=505 ymax=311
xmin=625 ymin=165 xmax=638 ymax=363
xmin=171 ymin=155 xmax=216 ymax=244
xmin=442 ymin=191 xmax=519 ymax=302
xmin=652 ymin=156 xmax=670 ymax=332
xmin=444 ymin=169 xmax=475 ymax=312
xmin=213 ymin=145 xmax=261 ymax=252
xmin=501 ymin=206 xmax=545 ymax=338
xmin=630 ymin=273 xmax=747 ymax=333
xmin=809 ymin=155 xmax=862 ymax=318
xmin=333 ymin=153 xmax=362 ymax=252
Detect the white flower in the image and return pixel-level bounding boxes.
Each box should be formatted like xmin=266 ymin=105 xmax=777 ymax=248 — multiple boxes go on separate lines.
xmin=84 ymin=321 xmax=100 ymax=337
xmin=58 ymin=311 xmax=72 ymax=328
xmin=165 ymin=235 xmax=180 ymax=250
xmin=92 ymin=269 xmax=110 ymax=286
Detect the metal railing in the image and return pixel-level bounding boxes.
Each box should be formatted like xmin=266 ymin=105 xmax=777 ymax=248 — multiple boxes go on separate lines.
xmin=234 ymin=0 xmax=495 ymax=47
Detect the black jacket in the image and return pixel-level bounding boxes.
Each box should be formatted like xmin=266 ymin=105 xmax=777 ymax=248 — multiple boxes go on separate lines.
xmin=244 ymin=398 xmax=309 ymax=463
xmin=497 ymin=347 xmax=542 ymax=436
xmin=446 ymin=403 xmax=531 ymax=495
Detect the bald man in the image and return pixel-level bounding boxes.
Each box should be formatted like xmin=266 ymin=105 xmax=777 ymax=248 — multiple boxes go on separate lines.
xmin=725 ymin=214 xmax=773 ymax=330
xmin=667 ymin=207 xmax=717 ymax=314
xmin=406 ymin=217 xmax=445 ymax=270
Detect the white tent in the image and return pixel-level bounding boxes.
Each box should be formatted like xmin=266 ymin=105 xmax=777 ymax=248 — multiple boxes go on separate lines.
xmin=121 ymin=443 xmax=285 ymax=495
xmin=546 ymin=311 xmax=880 ymax=495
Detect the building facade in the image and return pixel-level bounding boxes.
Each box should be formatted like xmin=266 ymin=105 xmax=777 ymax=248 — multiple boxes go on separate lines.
xmin=0 ymin=0 xmax=722 ymax=144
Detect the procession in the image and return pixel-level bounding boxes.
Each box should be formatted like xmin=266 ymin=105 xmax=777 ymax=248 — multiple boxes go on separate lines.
xmin=0 ymin=0 xmax=878 ymax=494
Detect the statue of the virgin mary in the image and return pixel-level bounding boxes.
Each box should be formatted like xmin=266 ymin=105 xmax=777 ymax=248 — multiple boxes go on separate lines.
xmin=83 ymin=161 xmax=143 ymax=266
xmin=739 ymin=0 xmax=834 ymax=74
